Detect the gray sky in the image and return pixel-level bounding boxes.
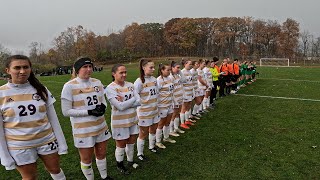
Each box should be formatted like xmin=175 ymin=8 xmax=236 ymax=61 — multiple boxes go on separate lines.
xmin=0 ymin=0 xmax=319 ymax=54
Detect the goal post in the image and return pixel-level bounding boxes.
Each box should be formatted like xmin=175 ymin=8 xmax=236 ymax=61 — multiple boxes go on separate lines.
xmin=259 ymin=58 xmax=290 ymax=67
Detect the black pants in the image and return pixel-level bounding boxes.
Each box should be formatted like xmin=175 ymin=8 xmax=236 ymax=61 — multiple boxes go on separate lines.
xmin=210 ymin=81 xmax=219 ymax=103
xmin=219 ymin=76 xmax=227 ymax=96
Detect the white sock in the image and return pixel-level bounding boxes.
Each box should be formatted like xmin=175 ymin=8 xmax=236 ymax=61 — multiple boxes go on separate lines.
xmin=203 ymin=98 xmax=208 ymax=109
xmin=163 ymin=126 xmax=170 ymax=139
xmin=207 ymin=96 xmax=211 ymax=106
xmin=156 ymin=129 xmax=163 ymax=143
xmin=50 ymin=169 xmax=66 ymax=180
xmin=137 ymin=138 xmax=145 ymax=156
xmin=199 ymin=102 xmax=203 ymax=112
xmin=96 ymin=158 xmax=107 ymax=179
xmin=185 ymin=111 xmax=190 ymax=121
xmin=125 ymin=143 xmax=135 ymax=162
xmin=174 ymin=117 xmax=180 ymax=129
xmin=169 ymin=120 xmax=174 ymax=133
xmin=180 ymin=113 xmax=185 ymax=124
xmin=192 ymin=104 xmax=199 ymax=115
xmin=149 ymin=133 xmax=156 ymax=149
xmin=115 ymin=147 xmax=125 ymax=162
xmin=80 ymin=162 xmax=94 ymax=180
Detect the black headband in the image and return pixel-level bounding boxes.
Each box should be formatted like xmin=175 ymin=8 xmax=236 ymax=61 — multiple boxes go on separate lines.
xmin=74 ymin=57 xmax=93 ymax=73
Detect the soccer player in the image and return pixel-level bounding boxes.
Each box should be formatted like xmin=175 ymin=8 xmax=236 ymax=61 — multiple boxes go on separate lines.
xmin=219 ymin=59 xmax=229 ymax=97
xmin=203 ymin=60 xmax=213 ymax=109
xmin=105 ymin=64 xmax=140 ymax=174
xmin=180 ymin=59 xmax=194 ymax=129
xmin=134 ymin=59 xmax=160 ymax=161
xmin=230 ymin=59 xmax=240 ymax=94
xmin=168 ymin=61 xmax=185 ymax=135
xmin=61 ymin=57 xmax=112 ymax=180
xmin=190 ymin=61 xmax=202 ymax=120
xmin=156 ymin=63 xmax=176 ymax=149
xmin=195 ymin=59 xmax=208 ymax=115
xmin=0 ymin=55 xmax=67 ymax=180
xmin=209 ymin=57 xmax=220 ymax=104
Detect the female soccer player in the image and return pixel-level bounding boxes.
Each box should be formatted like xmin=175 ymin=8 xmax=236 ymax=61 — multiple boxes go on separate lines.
xmin=61 ymin=57 xmax=112 ymax=180
xmin=105 ymin=64 xmax=140 ymax=174
xmin=156 ymin=63 xmax=176 ymax=149
xmin=169 ymin=61 xmax=185 ymax=135
xmin=203 ymin=60 xmax=213 ymax=109
xmin=180 ymin=59 xmax=194 ymax=129
xmin=134 ymin=59 xmax=159 ymax=161
xmin=195 ymin=59 xmax=208 ymax=115
xmin=0 ymin=55 xmax=67 ymax=180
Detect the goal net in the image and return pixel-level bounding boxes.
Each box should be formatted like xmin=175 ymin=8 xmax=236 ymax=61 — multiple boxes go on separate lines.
xmin=259 ymin=58 xmax=290 ymax=67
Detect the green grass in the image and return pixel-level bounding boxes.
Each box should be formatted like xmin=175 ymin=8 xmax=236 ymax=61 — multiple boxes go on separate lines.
xmin=1 ymin=65 xmax=320 ymax=179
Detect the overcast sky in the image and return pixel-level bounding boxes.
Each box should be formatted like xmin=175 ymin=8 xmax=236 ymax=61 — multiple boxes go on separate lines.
xmin=0 ymin=0 xmax=319 ymax=54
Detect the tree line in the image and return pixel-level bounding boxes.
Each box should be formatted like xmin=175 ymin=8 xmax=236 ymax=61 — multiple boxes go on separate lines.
xmin=1 ymin=17 xmax=320 ymax=71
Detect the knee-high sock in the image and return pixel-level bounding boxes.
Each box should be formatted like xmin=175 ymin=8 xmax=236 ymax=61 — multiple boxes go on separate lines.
xmin=149 ymin=133 xmax=156 ymax=149
xmin=115 ymin=147 xmax=125 ymax=162
xmin=174 ymin=117 xmax=180 ymax=129
xmin=125 ymin=143 xmax=135 ymax=162
xmin=180 ymin=113 xmax=185 ymax=124
xmin=156 ymin=128 xmax=163 ymax=143
xmin=163 ymin=126 xmax=170 ymax=139
xmin=81 ymin=162 xmax=94 ymax=180
xmin=137 ymin=138 xmax=145 ymax=156
xmin=50 ymin=169 xmax=66 ymax=180
xmin=96 ymin=158 xmax=108 ymax=179
xmin=192 ymin=104 xmax=199 ymax=115
xmin=169 ymin=120 xmax=174 ymax=133
xmin=185 ymin=110 xmax=191 ymax=120
xmin=203 ymin=97 xmax=208 ymax=109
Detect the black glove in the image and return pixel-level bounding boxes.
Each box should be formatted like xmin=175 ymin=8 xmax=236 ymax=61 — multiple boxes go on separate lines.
xmin=88 ymin=108 xmax=104 ymax=117
xmin=95 ymin=103 xmax=106 ymax=113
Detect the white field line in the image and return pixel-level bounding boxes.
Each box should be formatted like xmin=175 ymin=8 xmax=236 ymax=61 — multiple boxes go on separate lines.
xmin=258 ymin=78 xmax=320 ymax=83
xmin=235 ymin=94 xmax=320 ymax=102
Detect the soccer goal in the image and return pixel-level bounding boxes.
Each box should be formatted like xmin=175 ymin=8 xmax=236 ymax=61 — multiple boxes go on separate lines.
xmin=259 ymin=58 xmax=290 ymax=67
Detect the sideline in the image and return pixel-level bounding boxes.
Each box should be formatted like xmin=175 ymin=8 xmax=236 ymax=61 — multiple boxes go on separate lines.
xmin=258 ymin=78 xmax=320 ymax=83
xmin=235 ymin=94 xmax=320 ymax=102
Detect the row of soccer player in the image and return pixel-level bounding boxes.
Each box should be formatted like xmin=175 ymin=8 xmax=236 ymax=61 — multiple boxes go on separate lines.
xmin=217 ymin=57 xmax=257 ymax=97
xmin=0 ymin=55 xmax=256 ymax=180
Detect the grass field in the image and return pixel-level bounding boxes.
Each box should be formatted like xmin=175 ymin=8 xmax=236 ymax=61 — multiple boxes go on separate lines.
xmin=1 ymin=64 xmax=320 ymax=179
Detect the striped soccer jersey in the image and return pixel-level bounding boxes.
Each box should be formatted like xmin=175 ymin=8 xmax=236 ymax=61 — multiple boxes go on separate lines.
xmin=61 ymin=77 xmax=108 ymax=138
xmin=169 ymin=73 xmax=184 ymax=106
xmin=197 ymin=68 xmax=207 ymax=90
xmin=190 ymin=68 xmax=199 ymax=91
xmin=0 ymin=82 xmax=56 ymax=150
xmin=181 ymin=68 xmax=194 ymax=98
xmin=157 ymin=76 xmax=174 ymax=108
xmin=105 ymin=81 xmax=138 ymax=128
xmin=203 ymin=67 xmax=213 ymax=88
xmin=134 ymin=76 xmax=159 ymax=121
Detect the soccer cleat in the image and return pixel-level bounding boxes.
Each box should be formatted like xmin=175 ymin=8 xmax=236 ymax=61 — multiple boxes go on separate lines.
xmin=198 ymin=110 xmax=205 ymax=114
xmin=180 ymin=123 xmax=190 ymax=129
xmin=163 ymin=138 xmax=176 ymax=143
xmin=191 ymin=115 xmax=200 ymax=120
xmin=188 ymin=119 xmax=197 ymax=123
xmin=185 ymin=121 xmax=195 ymax=126
xmin=195 ymin=113 xmax=202 ymax=117
xmin=155 ymin=142 xmax=166 ymax=149
xmin=175 ymin=128 xmax=185 ymax=134
xmin=116 ymin=161 xmax=130 ymax=175
xmin=127 ymin=161 xmax=139 ymax=169
xmin=149 ymin=147 xmax=158 ymax=153
xmin=169 ymin=132 xmax=180 ymax=137
xmin=137 ymin=154 xmax=148 ymax=161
